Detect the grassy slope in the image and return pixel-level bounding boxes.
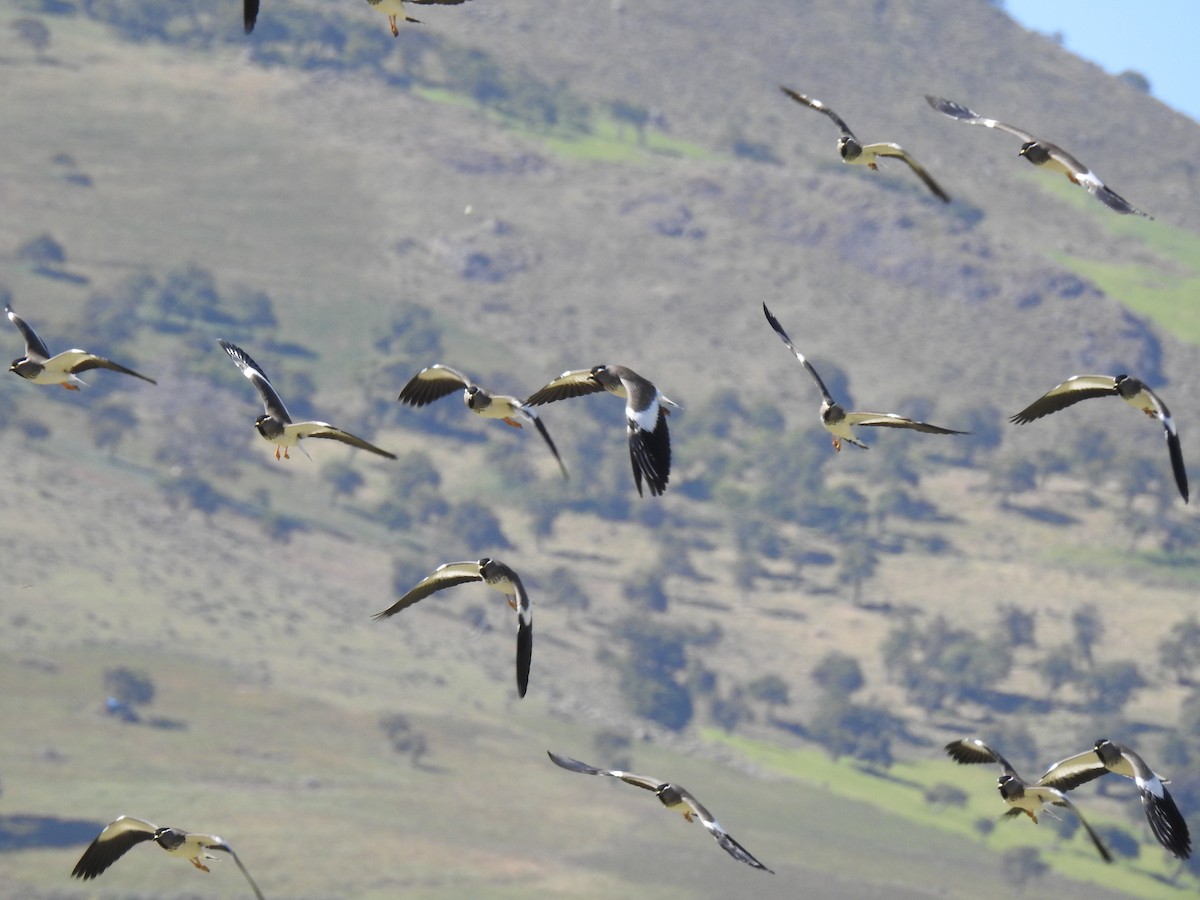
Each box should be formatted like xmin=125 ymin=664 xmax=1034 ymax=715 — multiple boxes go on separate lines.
xmin=2 ymin=2 xmax=1200 ymax=898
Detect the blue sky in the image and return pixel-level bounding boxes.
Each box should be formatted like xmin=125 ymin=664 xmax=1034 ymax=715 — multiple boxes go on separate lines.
xmin=1004 ymin=0 xmax=1200 ymax=123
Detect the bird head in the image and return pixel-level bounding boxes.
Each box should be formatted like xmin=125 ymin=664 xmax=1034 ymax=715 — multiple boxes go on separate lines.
xmin=655 ymin=783 xmax=683 ymax=808
xmin=838 ymin=136 xmax=863 ymax=162
xmin=588 ymin=366 xmax=617 ymax=389
xmin=464 ymin=385 xmax=481 ymax=408
xmin=153 ymin=827 xmax=187 ymax=850
xmin=1018 ymin=142 xmax=1051 ymax=165
xmin=997 ymin=774 xmax=1023 ymax=800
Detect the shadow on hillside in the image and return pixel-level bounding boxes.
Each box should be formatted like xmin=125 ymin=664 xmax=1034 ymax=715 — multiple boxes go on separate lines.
xmin=0 ymin=814 xmax=102 ymax=852
xmin=999 ymin=503 xmax=1080 ymax=526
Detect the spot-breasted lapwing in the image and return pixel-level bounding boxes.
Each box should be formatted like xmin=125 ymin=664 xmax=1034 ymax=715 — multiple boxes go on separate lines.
xmin=375 ymin=558 xmax=532 ymax=697
xmin=781 ymin=87 xmax=950 ymax=202
xmin=1010 ymin=373 xmax=1187 ymax=502
xmin=71 ymin=816 xmax=265 ymax=898
xmin=398 ymin=363 xmax=567 ymax=479
xmin=1038 ymin=739 xmax=1191 ymax=859
xmin=763 ymin=303 xmax=966 ymax=451
xmin=6 ymin=304 xmax=155 ymax=389
xmin=367 ymin=0 xmax=474 ymax=35
xmin=945 ymin=738 xmax=1112 ymax=863
xmin=525 ymin=365 xmax=678 ymax=496
xmin=924 ymin=95 xmax=1150 ymax=217
xmin=219 ymin=339 xmax=396 ymax=461
xmin=546 ymin=751 xmax=773 ymax=872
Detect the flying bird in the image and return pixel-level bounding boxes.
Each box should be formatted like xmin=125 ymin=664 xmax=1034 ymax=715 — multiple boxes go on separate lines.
xmin=1010 ymin=373 xmax=1187 ymax=502
xmin=398 ymin=364 xmax=568 ymax=479
xmin=375 ymin=558 xmax=532 ymax=697
xmin=71 ymin=816 xmax=265 ymax=899
xmin=780 ymin=87 xmax=950 ymax=202
xmin=945 ymin=739 xmax=1112 ymax=863
xmin=762 ymin=303 xmax=966 ymax=451
xmin=546 ymin=751 xmax=773 ymax=872
xmin=1038 ymin=739 xmax=1191 ymax=859
xmin=367 ymin=0 xmax=475 ymax=36
xmin=924 ymin=95 xmax=1151 ymax=217
xmin=5 ymin=304 xmax=156 ymax=389
xmin=219 ymin=339 xmax=396 ymax=461
xmin=525 ymin=365 xmax=678 ymax=496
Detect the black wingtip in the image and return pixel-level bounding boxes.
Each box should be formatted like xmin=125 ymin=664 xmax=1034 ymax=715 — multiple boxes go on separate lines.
xmin=516 ymin=620 xmax=532 ymax=698
xmin=1167 ymin=432 xmax=1188 ymax=503
xmin=244 ymin=0 xmax=259 ymax=33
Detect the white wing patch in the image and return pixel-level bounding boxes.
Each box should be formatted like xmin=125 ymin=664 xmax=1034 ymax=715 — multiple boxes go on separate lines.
xmin=627 ymin=394 xmax=662 ymax=433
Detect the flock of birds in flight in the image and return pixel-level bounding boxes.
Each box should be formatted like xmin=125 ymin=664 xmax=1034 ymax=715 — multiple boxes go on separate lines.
xmin=7 ymin=0 xmax=1195 ymax=893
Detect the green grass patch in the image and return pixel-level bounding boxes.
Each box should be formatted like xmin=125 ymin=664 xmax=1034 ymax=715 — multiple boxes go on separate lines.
xmin=1052 ymin=214 xmax=1200 ymax=346
xmin=1058 ymin=255 xmax=1200 ymax=345
xmin=1038 ymin=542 xmax=1200 ymax=586
xmin=704 ymin=730 xmax=1187 ymax=898
xmin=414 ymin=86 xmax=716 ymax=163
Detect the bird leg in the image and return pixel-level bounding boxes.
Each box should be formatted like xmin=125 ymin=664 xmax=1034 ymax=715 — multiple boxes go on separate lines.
xmin=502 ymin=417 xmax=524 ymax=429
xmin=832 ymin=437 xmax=842 ymax=452
xmin=1022 ymin=809 xmax=1038 ymax=824
xmin=867 ymin=162 xmax=878 ymax=171
xmin=683 ymin=810 xmax=694 ymax=822
xmin=284 ymin=447 xmax=290 ymax=459
xmin=389 ymin=15 xmax=399 ymax=35
xmin=274 ymin=446 xmax=282 ymax=461
xmin=505 ymin=594 xmax=517 ymax=610
xmin=61 ymin=383 xmax=80 ymax=391
xmin=190 ymin=858 xmax=211 ymax=872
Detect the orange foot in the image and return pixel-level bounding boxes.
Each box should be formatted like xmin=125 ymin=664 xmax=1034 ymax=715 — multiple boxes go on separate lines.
xmin=275 ymin=446 xmax=282 ymax=461
xmin=389 ymin=15 xmax=399 ymax=36
xmin=506 ymin=595 xmax=517 ymax=610
xmin=832 ymin=438 xmax=842 ymax=452
xmin=868 ymin=162 xmax=879 ymax=171
xmin=502 ymin=417 xmax=523 ymax=429
xmin=62 ymin=383 xmax=80 ymax=391
xmin=190 ymin=859 xmax=211 ymax=872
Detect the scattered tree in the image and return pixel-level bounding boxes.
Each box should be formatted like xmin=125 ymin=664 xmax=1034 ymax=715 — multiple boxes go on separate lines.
xmin=1117 ymin=70 xmax=1151 ymax=94
xmin=1033 ymin=645 xmax=1077 ymax=695
xmin=810 ymin=652 xmax=864 ymax=700
xmin=809 ymin=698 xmax=897 ymax=767
xmin=11 ymin=17 xmax=51 ymax=59
xmin=923 ymin=783 xmax=968 ymax=808
xmin=104 ymin=667 xmax=155 ymax=709
xmin=17 ymin=232 xmax=66 ymax=266
xmin=1158 ymin=616 xmax=1200 ymax=685
xmin=995 ymin=603 xmax=1036 ymax=649
xmin=1070 ymin=604 xmax=1105 ymax=669
xmin=1080 ymin=660 xmax=1144 ymax=714
xmin=1000 ymin=847 xmax=1047 ymax=890
xmin=378 ymin=714 xmax=429 ymax=766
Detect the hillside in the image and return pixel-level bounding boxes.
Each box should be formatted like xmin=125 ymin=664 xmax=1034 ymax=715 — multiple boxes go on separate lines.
xmin=1 ymin=0 xmax=1200 ymax=897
